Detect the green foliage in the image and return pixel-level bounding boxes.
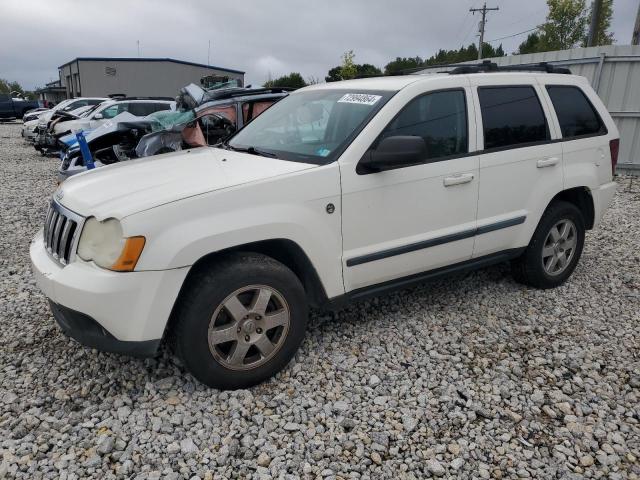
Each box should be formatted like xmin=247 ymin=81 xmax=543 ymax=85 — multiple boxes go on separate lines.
xmin=384 ymin=56 xmax=425 ymax=75
xmin=325 ymin=53 xmax=382 ymax=82
xmin=517 ymin=32 xmax=543 ymax=54
xmin=0 ymin=78 xmax=37 ymax=100
xmin=339 ymin=50 xmax=358 ymax=80
xmin=538 ymin=0 xmax=589 ymax=51
xmin=263 ymin=72 xmax=307 ymax=89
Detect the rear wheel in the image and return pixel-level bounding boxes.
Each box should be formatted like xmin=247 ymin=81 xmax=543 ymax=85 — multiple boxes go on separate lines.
xmin=172 ymin=253 xmax=308 ymax=389
xmin=511 ymin=201 xmax=585 ymax=289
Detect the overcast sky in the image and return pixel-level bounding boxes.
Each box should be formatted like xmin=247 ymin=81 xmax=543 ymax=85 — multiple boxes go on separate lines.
xmin=2 ymin=0 xmax=638 ymax=90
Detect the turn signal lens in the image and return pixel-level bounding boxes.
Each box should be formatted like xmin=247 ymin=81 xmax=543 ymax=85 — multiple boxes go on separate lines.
xmin=110 ymin=236 xmax=146 ymax=272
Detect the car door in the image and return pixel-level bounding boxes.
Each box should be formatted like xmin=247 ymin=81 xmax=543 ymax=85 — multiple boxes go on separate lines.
xmin=470 ymin=78 xmax=563 ymax=259
xmin=340 ymin=84 xmax=480 ymax=292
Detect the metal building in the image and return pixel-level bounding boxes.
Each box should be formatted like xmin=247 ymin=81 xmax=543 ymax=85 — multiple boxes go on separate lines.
xmin=58 ymin=57 xmax=245 ymax=100
xmin=419 ymin=45 xmax=640 ymax=173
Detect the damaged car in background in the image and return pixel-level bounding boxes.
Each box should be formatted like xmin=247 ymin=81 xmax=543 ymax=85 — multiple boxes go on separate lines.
xmin=58 ymin=84 xmax=289 ymax=180
xmin=35 ymin=97 xmax=175 ymax=155
xmin=23 ymin=97 xmax=107 ymax=141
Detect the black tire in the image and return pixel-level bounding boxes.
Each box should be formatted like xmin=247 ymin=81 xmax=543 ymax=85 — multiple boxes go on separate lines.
xmin=511 ymin=201 xmax=585 ymax=289
xmin=172 ymin=252 xmax=308 ymax=389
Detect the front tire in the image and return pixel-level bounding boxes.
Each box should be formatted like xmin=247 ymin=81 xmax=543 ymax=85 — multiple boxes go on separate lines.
xmin=172 ymin=252 xmax=308 ymax=389
xmin=511 ymin=201 xmax=585 ymax=289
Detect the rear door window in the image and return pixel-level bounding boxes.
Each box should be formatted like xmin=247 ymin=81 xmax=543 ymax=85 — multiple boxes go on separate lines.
xmin=478 ymin=86 xmax=549 ymax=150
xmin=546 ymin=86 xmax=606 ymax=138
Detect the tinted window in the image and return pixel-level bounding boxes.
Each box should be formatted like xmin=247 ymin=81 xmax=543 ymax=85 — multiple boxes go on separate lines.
xmin=546 ymin=86 xmax=605 ymax=138
xmin=478 ymin=86 xmax=549 ymax=150
xmin=379 ymin=90 xmax=468 ymax=161
xmin=127 ymin=102 xmax=171 ymax=116
xmin=0 ymin=94 xmax=10 ymax=101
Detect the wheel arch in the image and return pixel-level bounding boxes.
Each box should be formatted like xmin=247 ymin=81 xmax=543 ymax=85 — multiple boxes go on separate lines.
xmin=174 ymin=238 xmax=330 ymax=310
xmin=547 ymin=186 xmax=595 ymax=230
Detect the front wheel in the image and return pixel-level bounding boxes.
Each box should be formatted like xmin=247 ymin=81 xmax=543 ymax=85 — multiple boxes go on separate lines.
xmin=511 ymin=201 xmax=585 ymax=289
xmin=172 ymin=253 xmax=308 ymax=389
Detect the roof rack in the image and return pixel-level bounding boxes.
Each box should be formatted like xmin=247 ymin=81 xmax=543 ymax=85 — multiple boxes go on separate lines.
xmin=202 ymin=87 xmax=292 ymax=102
xmin=447 ymin=60 xmax=571 ymax=75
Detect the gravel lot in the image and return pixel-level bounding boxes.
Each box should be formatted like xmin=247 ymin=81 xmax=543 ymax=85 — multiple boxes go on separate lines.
xmin=0 ymin=120 xmax=639 ymax=479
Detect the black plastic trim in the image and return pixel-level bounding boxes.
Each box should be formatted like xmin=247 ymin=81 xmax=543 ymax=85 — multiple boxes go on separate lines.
xmin=346 ymin=215 xmax=526 ymax=267
xmin=328 ymin=248 xmax=526 ymax=309
xmin=49 ymin=301 xmax=160 ymax=358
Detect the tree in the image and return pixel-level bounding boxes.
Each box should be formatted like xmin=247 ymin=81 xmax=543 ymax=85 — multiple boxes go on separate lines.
xmin=263 ymin=72 xmax=307 ymax=89
xmin=538 ymin=0 xmax=589 ymax=51
xmin=584 ymin=0 xmax=615 ymax=46
xmin=339 ymin=50 xmax=358 ymax=80
xmin=0 ymin=79 xmax=36 ymax=99
xmin=384 ymin=56 xmax=425 ymax=75
xmin=325 ymin=54 xmax=382 ymax=81
xmin=356 ymin=63 xmax=382 ymax=78
xmin=517 ymin=32 xmax=543 ymax=54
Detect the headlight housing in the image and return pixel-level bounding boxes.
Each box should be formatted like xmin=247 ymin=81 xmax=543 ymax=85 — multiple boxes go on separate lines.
xmin=77 ymin=217 xmax=145 ymax=271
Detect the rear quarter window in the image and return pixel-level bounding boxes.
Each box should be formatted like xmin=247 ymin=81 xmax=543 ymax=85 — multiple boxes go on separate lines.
xmin=478 ymin=86 xmax=550 ymax=150
xmin=546 ymin=85 xmax=606 ymax=138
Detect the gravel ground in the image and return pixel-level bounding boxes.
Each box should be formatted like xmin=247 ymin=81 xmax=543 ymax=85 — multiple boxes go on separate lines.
xmin=0 ymin=120 xmax=639 ymax=479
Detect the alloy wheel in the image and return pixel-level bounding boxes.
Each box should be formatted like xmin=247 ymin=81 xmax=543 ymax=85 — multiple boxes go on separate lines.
xmin=541 ymin=219 xmax=577 ymax=276
xmin=207 ymin=285 xmax=290 ymax=371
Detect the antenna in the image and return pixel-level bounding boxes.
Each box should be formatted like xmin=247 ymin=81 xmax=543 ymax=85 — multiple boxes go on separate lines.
xmin=137 ymin=40 xmax=140 ymax=57
xmin=208 ymin=40 xmax=211 ymax=65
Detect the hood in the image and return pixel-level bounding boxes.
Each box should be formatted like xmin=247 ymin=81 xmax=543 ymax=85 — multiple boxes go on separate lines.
xmin=59 ymin=112 xmax=141 ymax=147
xmin=56 ymin=147 xmax=317 ymax=219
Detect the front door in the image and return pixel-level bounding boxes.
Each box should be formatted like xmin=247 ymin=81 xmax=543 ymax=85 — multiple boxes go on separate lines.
xmin=341 ymin=87 xmax=480 ymax=292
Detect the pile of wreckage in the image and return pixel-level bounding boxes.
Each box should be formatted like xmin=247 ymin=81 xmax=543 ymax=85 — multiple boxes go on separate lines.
xmin=22 ymin=82 xmax=290 ymax=181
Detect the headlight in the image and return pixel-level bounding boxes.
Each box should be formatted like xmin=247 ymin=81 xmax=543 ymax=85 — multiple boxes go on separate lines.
xmin=77 ymin=217 xmax=145 ymax=271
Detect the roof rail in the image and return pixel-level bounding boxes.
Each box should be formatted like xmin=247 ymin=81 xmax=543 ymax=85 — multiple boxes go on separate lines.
xmin=448 ymin=60 xmax=571 ymax=75
xmin=202 ymin=87 xmax=292 ymax=101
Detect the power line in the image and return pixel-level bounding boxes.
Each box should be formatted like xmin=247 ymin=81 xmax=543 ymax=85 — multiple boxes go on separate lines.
xmin=486 ymin=26 xmax=539 ymax=43
xmin=470 ymin=2 xmax=500 ymax=59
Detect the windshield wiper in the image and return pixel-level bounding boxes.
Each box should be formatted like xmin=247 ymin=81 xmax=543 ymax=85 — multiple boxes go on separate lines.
xmin=224 ymin=144 xmax=278 ymax=158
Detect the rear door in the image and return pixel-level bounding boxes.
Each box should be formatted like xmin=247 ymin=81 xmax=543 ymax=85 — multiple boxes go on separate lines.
xmin=471 ymin=78 xmax=563 ymax=258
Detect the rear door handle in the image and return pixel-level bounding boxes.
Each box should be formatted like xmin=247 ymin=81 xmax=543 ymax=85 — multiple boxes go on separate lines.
xmin=537 ymin=157 xmax=559 ymax=168
xmin=443 ymin=173 xmax=474 ymax=187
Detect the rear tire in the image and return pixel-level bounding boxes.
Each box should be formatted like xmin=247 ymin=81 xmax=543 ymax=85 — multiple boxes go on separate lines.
xmin=172 ymin=252 xmax=308 ymax=389
xmin=511 ymin=201 xmax=585 ymax=289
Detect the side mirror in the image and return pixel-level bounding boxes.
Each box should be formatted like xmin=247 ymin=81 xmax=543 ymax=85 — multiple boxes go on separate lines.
xmin=359 ymin=135 xmax=427 ymax=173
xmin=93 ymin=113 xmax=103 ymax=120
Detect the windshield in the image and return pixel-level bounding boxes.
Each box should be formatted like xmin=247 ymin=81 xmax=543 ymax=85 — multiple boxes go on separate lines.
xmin=227 ymin=89 xmax=394 ymax=164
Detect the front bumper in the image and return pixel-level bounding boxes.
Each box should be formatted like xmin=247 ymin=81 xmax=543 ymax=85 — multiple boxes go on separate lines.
xmin=49 ymin=301 xmax=160 ymax=357
xmin=30 ymin=230 xmax=189 ymax=356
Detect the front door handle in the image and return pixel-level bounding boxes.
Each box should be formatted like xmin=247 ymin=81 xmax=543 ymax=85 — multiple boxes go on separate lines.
xmin=443 ymin=173 xmax=474 ymax=187
xmin=537 ymin=157 xmax=560 ymax=168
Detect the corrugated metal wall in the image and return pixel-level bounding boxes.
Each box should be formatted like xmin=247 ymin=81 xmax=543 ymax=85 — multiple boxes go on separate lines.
xmin=419 ymin=45 xmax=640 ymax=173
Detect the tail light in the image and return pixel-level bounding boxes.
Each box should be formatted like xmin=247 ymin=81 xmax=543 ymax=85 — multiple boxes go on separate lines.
xmin=609 ymin=138 xmax=619 ymax=177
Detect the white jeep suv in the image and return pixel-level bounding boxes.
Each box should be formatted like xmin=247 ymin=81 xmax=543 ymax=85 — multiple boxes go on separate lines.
xmin=31 ymin=64 xmax=619 ymax=389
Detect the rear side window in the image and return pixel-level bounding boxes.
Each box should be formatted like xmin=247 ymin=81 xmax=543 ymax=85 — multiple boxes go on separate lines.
xmin=379 ymin=89 xmax=468 ymax=161
xmin=546 ymin=86 xmax=606 ymax=138
xmin=478 ymin=86 xmax=549 ymax=150
xmin=127 ymin=102 xmax=170 ymax=116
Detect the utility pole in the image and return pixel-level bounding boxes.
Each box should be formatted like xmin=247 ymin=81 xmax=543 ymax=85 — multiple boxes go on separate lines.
xmin=587 ymin=0 xmax=603 ymax=47
xmin=632 ymin=1 xmax=640 ymax=45
xmin=471 ymin=2 xmax=499 ymax=60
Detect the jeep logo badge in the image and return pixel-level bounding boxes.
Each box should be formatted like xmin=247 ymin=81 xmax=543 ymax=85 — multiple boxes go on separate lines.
xmin=55 ymin=190 xmax=64 ymax=200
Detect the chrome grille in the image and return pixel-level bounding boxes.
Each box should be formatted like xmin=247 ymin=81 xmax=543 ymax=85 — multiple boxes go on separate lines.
xmin=43 ymin=201 xmax=84 ymax=265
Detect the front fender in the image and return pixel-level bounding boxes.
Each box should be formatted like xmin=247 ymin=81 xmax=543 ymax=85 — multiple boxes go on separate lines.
xmin=122 ymin=165 xmax=345 ymax=299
